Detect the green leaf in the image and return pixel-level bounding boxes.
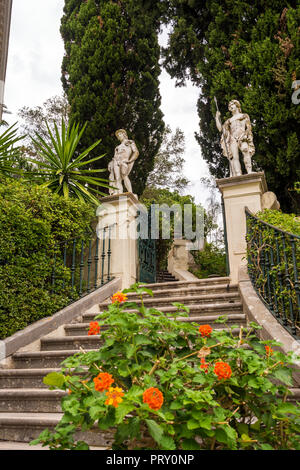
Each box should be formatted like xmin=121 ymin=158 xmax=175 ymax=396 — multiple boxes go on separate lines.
xmin=259 ymin=443 xmax=274 ymax=450
xmin=125 ymin=343 xmax=136 ymax=359
xmin=273 ymin=368 xmax=293 ymax=386
xmin=98 ymin=407 xmax=116 ymax=431
xmin=170 ymin=400 xmax=182 ymax=410
xmin=43 ymin=372 xmax=66 ymax=388
xmin=146 ymin=419 xmax=164 ymax=444
xmin=135 ymin=335 xmax=153 ymax=346
xmin=181 ymin=439 xmax=201 ymax=450
xmin=159 ymin=435 xmax=176 ymax=450
xmin=115 ymin=403 xmax=135 ymax=424
xmin=187 ymin=419 xmax=199 ymax=430
xmin=274 ymin=402 xmax=299 ymax=415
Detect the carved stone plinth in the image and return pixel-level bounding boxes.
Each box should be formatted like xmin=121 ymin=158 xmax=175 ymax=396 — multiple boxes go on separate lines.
xmin=216 ymin=172 xmax=268 ymax=284
xmin=96 ymin=193 xmax=139 ymax=289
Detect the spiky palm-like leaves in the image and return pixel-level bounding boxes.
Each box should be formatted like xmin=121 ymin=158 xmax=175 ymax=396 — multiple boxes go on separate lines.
xmin=0 ymin=123 xmax=24 ymax=173
xmin=28 ymin=119 xmax=109 ymax=205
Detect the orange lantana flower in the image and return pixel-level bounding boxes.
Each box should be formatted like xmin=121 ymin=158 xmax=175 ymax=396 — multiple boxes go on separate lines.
xmin=199 ymin=324 xmax=213 ymax=337
xmin=93 ymin=372 xmax=114 ymax=392
xmin=265 ymin=345 xmax=274 ymax=356
xmin=200 ymin=357 xmax=209 ymax=374
xmin=214 ymin=362 xmax=232 ymax=380
xmin=105 ymin=387 xmax=124 ymax=408
xmin=143 ymin=387 xmax=164 ymax=410
xmin=88 ymin=321 xmax=101 ymax=336
xmin=111 ymin=292 xmax=128 ymax=304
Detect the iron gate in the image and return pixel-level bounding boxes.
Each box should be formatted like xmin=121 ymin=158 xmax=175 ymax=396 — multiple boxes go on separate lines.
xmin=137 ymin=206 xmax=156 ymax=283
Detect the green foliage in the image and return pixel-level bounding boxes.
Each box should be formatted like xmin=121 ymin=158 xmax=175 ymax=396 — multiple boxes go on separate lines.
xmin=60 ymin=0 xmax=165 ymax=196
xmin=257 ymin=209 xmax=300 ymax=236
xmin=32 ymin=284 xmax=300 ymax=450
xmin=26 ymin=118 xmax=109 ymax=205
xmin=163 ymin=1 xmax=300 ymax=212
xmin=246 ymin=209 xmax=300 ymax=334
xmin=146 ymin=126 xmax=189 ymax=192
xmin=190 ymin=242 xmax=227 ymax=279
xmin=0 ymin=177 xmax=95 ymax=339
xmin=140 ymin=187 xmax=203 ymax=271
xmin=0 ymin=123 xmax=24 ymax=174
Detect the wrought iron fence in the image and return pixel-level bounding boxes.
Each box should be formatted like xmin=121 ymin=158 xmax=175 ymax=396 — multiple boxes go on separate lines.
xmin=245 ymin=207 xmax=300 ymax=339
xmin=51 ymin=224 xmax=115 ymax=303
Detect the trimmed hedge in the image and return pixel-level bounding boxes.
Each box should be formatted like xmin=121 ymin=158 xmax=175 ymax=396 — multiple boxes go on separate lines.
xmin=0 ymin=177 xmax=95 ymax=339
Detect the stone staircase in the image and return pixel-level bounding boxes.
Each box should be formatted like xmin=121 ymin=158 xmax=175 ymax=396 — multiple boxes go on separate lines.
xmin=0 ymin=276 xmax=298 ymax=449
xmin=156 ymin=270 xmax=178 ymax=283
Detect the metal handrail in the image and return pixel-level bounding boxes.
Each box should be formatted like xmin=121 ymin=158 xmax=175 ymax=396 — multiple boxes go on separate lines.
xmin=245 ymin=207 xmax=300 ymax=339
xmin=51 ymin=224 xmax=116 ymax=303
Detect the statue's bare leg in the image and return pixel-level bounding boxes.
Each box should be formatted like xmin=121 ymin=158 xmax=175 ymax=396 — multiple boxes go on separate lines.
xmin=241 ymin=144 xmax=252 ymax=174
xmin=114 ymin=164 xmax=123 ymax=193
xmin=231 ymin=141 xmax=242 ymax=176
xmin=123 ymin=176 xmax=133 ymax=193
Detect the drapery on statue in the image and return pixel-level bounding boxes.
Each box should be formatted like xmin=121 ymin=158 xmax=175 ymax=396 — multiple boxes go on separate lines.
xmin=215 ymin=99 xmax=255 ymax=177
xmin=108 ymin=129 xmax=139 ymax=195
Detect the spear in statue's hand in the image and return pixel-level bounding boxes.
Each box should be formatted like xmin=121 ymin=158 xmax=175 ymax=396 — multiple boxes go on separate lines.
xmin=214 ymin=96 xmax=231 ymax=161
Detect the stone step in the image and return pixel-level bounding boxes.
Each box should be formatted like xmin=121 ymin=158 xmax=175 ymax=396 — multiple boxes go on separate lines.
xmin=83 ymin=302 xmax=244 ymax=322
xmin=0 ymin=368 xmax=90 ymax=389
xmin=0 ymin=389 xmax=66 ymax=413
xmin=41 ymin=335 xmax=103 ymax=352
xmin=140 ymin=276 xmax=230 ymax=291
xmin=64 ymin=324 xmax=108 ymax=336
xmin=0 ymin=413 xmax=114 ymax=447
xmin=125 ymin=283 xmax=238 ymax=299
xmin=12 ymin=350 xmax=97 ymax=369
xmin=0 ymin=369 xmax=62 ymax=389
xmin=99 ymin=292 xmax=241 ymax=309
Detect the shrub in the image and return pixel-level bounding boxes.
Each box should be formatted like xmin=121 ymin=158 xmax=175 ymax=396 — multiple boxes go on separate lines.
xmin=0 ymin=177 xmax=95 ymax=339
xmin=32 ymin=285 xmax=300 ymax=450
xmin=190 ymin=242 xmax=227 ymax=279
xmin=257 ymin=209 xmax=300 ymax=237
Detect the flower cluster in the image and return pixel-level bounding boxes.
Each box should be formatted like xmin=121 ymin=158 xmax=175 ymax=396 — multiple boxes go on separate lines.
xmin=105 ymin=387 xmax=124 ymax=408
xmin=214 ymin=361 xmax=232 ymax=380
xmin=265 ymin=345 xmax=274 ymax=356
xmin=143 ymin=387 xmax=164 ymax=410
xmin=199 ymin=324 xmax=213 ymax=338
xmin=200 ymin=357 xmax=209 ymax=373
xmin=88 ymin=321 xmax=100 ymax=336
xmin=111 ymin=292 xmax=128 ymax=304
xmin=93 ymin=372 xmax=114 ymax=392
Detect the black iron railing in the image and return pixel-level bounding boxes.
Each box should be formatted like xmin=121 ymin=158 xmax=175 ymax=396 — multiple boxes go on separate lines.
xmin=246 ymin=207 xmax=300 ymax=339
xmin=51 ymin=224 xmax=115 ymax=303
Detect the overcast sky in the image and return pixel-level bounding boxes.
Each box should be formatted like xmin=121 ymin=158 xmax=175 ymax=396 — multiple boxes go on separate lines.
xmin=4 ymin=0 xmax=212 ymax=206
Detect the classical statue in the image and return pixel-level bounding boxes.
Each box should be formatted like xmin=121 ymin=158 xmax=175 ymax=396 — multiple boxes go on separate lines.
xmin=108 ymin=129 xmax=139 ymax=195
xmin=215 ymin=98 xmax=255 ymax=177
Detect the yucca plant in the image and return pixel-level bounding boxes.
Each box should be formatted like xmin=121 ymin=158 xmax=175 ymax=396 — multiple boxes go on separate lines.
xmin=27 ymin=119 xmax=110 ymax=205
xmin=0 ymin=123 xmax=24 ymax=173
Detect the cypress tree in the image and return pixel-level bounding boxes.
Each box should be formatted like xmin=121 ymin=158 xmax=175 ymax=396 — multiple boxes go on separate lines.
xmin=163 ymin=1 xmax=300 ymax=212
xmin=60 ymin=0 xmax=165 ymax=196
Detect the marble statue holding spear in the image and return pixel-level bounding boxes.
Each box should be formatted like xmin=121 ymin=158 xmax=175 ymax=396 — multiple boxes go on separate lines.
xmin=214 ymin=97 xmax=255 ymax=177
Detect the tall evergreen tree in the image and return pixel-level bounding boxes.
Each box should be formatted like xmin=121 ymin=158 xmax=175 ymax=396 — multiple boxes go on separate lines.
xmin=163 ymin=1 xmax=300 ymax=212
xmin=60 ymin=0 xmax=166 ymax=196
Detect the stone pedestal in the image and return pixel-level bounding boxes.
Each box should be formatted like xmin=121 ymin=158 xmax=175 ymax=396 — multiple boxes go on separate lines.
xmin=216 ymin=172 xmax=267 ymax=284
xmin=167 ymin=239 xmax=199 ymax=281
xmin=96 ymin=193 xmax=139 ymax=290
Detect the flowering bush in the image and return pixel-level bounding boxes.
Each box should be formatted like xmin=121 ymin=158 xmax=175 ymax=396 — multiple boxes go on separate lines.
xmin=32 ymin=284 xmax=300 ymax=450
